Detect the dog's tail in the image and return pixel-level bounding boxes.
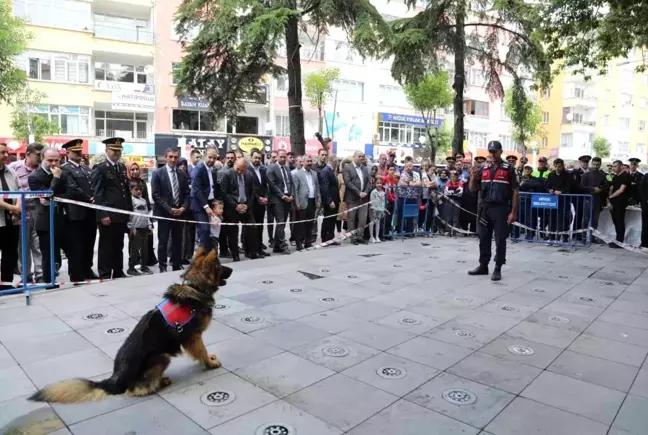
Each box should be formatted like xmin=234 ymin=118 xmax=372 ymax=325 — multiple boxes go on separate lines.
xmin=29 ymin=377 xmax=122 ymax=404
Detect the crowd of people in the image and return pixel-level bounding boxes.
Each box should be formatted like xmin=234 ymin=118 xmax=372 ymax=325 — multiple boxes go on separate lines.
xmin=0 ymin=136 xmax=646 ymax=291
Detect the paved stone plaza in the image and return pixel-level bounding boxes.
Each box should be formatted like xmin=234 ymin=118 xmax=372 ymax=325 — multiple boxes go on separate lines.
xmin=1 ymin=237 xmax=648 ymax=434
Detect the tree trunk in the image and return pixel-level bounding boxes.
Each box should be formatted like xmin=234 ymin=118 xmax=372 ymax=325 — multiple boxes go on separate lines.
xmin=431 ymin=109 xmax=439 ymax=163
xmin=285 ymin=5 xmax=305 ymax=156
xmin=318 ymin=105 xmax=323 ymax=136
xmin=452 ymin=0 xmax=466 ymax=157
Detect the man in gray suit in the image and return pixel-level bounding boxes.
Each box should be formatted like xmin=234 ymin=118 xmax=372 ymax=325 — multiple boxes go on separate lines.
xmin=293 ymin=155 xmax=321 ymax=250
xmin=266 ymin=149 xmax=294 ymax=254
xmin=343 ymin=151 xmax=371 ymax=244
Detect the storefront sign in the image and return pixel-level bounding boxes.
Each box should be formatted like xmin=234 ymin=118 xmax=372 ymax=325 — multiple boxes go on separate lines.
xmin=95 ymin=81 xmax=154 ymax=93
xmin=112 ymin=92 xmax=155 ymax=113
xmin=124 ymin=156 xmax=156 ymax=168
xmin=380 ymin=112 xmax=443 ymax=128
xmin=154 ymin=134 xmax=227 ymax=159
xmin=1 ymin=137 xmax=89 ymax=154
xmin=272 ymin=137 xmax=328 ymax=155
xmin=228 ymin=135 xmax=273 ymax=155
xmin=178 ymin=96 xmax=210 ymax=110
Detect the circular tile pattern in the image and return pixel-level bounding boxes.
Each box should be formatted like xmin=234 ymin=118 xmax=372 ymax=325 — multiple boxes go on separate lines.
xmin=260 ymin=280 xmax=274 ymax=285
xmin=320 ymin=268 xmax=330 ymax=273
xmin=214 ymin=304 xmax=228 ymax=310
xmin=500 ymin=306 xmax=519 ymax=312
xmin=579 ymin=296 xmax=596 ymax=303
xmin=548 ymin=315 xmax=570 ymax=324
xmin=376 ymin=366 xmax=407 ymax=380
xmin=104 ymin=327 xmax=125 ymax=335
xmin=532 ymin=288 xmax=546 ymax=293
xmin=241 ymin=316 xmax=264 ymax=324
xmin=83 ymin=313 xmax=106 ymax=321
xmin=557 ymin=275 xmax=569 ymax=280
xmin=442 ymin=389 xmax=478 ymax=406
xmin=289 ymin=288 xmax=303 ymax=293
xmin=347 ymin=274 xmax=358 ymax=279
xmin=200 ymin=390 xmax=236 ymax=407
xmin=595 ymin=280 xmax=614 ymax=287
xmin=454 ymin=297 xmax=473 ymax=303
xmin=507 ymin=345 xmax=535 ymax=356
xmin=322 ymin=346 xmax=350 ymax=357
xmin=393 ymin=264 xmax=403 ymax=268
xmin=255 ymin=423 xmax=295 ymax=435
xmin=398 ymin=317 xmax=422 ymax=326
xmin=454 ymin=329 xmax=476 ymax=338
xmin=319 ymin=297 xmax=337 ymax=303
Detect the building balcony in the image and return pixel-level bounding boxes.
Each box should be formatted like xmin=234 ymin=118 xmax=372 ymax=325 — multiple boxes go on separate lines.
xmin=561 ymin=120 xmax=596 ymax=134
xmin=93 ymin=23 xmax=153 ymax=45
xmin=563 ymin=96 xmax=597 ymax=109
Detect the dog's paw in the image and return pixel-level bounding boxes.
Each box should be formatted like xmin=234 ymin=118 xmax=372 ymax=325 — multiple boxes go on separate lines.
xmin=206 ymin=354 xmax=221 ymax=369
xmin=160 ymin=376 xmax=172 ymax=389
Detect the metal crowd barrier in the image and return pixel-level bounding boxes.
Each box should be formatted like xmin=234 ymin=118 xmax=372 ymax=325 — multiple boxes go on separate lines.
xmin=0 ymin=190 xmax=55 ymax=305
xmin=511 ymin=192 xmax=593 ymax=247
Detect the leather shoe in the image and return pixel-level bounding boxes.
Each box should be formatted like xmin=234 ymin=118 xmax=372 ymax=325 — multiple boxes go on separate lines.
xmin=491 ymin=268 xmax=502 ymax=281
xmin=468 ymin=265 xmax=489 ymax=276
xmin=85 ymin=271 xmax=99 ymax=280
xmin=159 ymin=267 xmax=167 ymax=273
xmin=127 ymin=268 xmax=142 ymax=276
xmin=246 ymin=253 xmax=260 ymax=260
xmin=261 ymin=243 xmax=268 ymax=250
xmin=232 ymin=255 xmax=241 ymax=262
xmin=172 ymin=266 xmax=183 ymax=271
xmin=259 ymin=250 xmax=270 ymax=257
xmin=113 ymin=272 xmax=128 ymax=279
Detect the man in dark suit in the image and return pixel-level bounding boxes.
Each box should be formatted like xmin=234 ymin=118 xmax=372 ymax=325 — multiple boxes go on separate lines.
xmin=342 ymin=150 xmax=371 ymax=244
xmin=319 ymin=154 xmax=340 ymax=244
xmin=152 ymin=147 xmax=190 ymax=272
xmin=61 ymin=139 xmax=97 ymax=282
xmin=91 ymin=137 xmax=132 ymax=279
xmin=247 ymin=148 xmax=269 ymax=255
xmin=190 ymin=145 xmax=220 ymax=252
xmin=266 ymin=149 xmax=294 ymax=254
xmin=221 ymin=157 xmax=259 ymax=261
xmin=28 ymin=147 xmax=67 ymax=286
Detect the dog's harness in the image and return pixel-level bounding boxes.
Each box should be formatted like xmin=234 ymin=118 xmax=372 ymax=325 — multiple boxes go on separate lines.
xmin=156 ymin=299 xmax=195 ymax=333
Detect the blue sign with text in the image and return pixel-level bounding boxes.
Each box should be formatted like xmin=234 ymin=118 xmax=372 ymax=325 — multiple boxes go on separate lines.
xmin=380 ymin=112 xmax=443 ymax=128
xmin=531 ymin=194 xmax=558 ymax=209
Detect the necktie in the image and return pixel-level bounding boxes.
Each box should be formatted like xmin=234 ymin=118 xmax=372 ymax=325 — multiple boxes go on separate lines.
xmin=238 ymin=174 xmax=246 ymax=203
xmin=170 ymin=168 xmax=179 ymax=205
xmin=280 ymin=165 xmax=288 ymax=194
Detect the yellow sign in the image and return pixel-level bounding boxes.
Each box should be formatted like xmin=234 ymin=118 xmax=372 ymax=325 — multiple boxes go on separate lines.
xmin=238 ymin=136 xmax=264 ymax=154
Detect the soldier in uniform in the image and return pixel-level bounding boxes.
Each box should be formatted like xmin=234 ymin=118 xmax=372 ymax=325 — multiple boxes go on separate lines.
xmin=628 ymin=158 xmax=643 ymax=206
xmin=91 ymin=138 xmax=132 ymax=279
xmin=61 ymin=139 xmax=98 ymax=281
xmin=468 ymin=141 xmax=519 ymax=281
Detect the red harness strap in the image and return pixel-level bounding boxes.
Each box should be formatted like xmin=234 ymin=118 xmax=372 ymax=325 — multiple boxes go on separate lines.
xmin=157 ymin=299 xmax=195 ymax=331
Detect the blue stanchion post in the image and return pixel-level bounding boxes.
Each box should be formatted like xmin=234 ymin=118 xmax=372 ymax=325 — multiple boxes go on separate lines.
xmin=49 ymin=195 xmax=55 ymax=289
xmin=20 ymin=193 xmax=28 ymax=305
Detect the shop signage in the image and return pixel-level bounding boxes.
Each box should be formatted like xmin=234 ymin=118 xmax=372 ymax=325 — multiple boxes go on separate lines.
xmin=112 ymin=92 xmax=155 ymax=113
xmin=154 ymin=134 xmax=227 ymax=159
xmin=1 ymin=137 xmax=89 ymax=154
xmin=95 ymin=81 xmax=155 ymax=93
xmin=380 ymin=112 xmax=443 ymax=128
xmin=228 ymin=135 xmax=273 ymax=155
xmin=273 ymin=137 xmax=328 ymax=155
xmin=178 ymin=96 xmax=210 ymax=110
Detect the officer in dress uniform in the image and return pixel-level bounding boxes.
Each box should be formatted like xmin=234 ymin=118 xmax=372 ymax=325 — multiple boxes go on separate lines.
xmin=628 ymin=158 xmax=643 ymax=206
xmin=61 ymin=139 xmax=98 ymax=281
xmin=468 ymin=140 xmax=519 ymax=281
xmin=91 ymin=138 xmax=132 ymax=279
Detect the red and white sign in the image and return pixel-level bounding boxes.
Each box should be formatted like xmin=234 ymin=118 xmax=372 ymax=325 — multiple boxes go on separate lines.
xmin=0 ymin=137 xmax=90 ymax=154
xmin=273 ymin=137 xmax=327 ymax=155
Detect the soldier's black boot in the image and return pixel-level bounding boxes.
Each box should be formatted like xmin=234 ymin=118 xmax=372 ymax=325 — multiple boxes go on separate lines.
xmin=468 ymin=264 xmax=489 ymax=276
xmin=491 ymin=266 xmax=502 ymax=281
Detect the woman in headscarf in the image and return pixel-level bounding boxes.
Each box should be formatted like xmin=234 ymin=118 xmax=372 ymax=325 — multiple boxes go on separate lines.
xmin=126 ymin=161 xmax=157 ymax=266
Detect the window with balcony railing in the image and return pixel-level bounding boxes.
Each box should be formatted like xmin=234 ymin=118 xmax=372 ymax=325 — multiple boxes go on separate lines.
xmin=28 ymin=105 xmax=91 ymax=135
xmin=327 ymin=40 xmax=361 ymax=64
xmin=561 ymin=133 xmax=573 ymax=148
xmin=94 ymin=14 xmax=153 ymax=44
xmin=95 ymin=111 xmax=149 ymax=141
xmin=15 ymin=51 xmax=90 ymax=84
xmin=275 ymin=115 xmax=290 ymax=137
xmin=13 ymin=0 xmax=91 ymax=31
xmin=464 ymin=100 xmax=489 ymax=117
xmin=95 ymin=63 xmax=153 ymax=85
xmin=618 ymin=141 xmax=630 ymax=152
xmin=334 ymin=79 xmax=364 ymax=102
xmin=619 ymin=117 xmax=631 ymax=129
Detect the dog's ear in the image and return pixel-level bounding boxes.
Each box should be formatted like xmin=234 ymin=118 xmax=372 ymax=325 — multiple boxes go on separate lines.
xmin=194 ymin=247 xmax=207 ymax=259
xmin=200 ymin=249 xmax=221 ymax=287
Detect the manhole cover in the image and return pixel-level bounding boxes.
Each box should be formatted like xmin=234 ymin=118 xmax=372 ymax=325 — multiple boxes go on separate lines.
xmin=320 ymin=269 xmax=330 ymax=273
xmin=548 ymin=315 xmax=570 ymax=324
xmin=322 ymin=346 xmax=350 ymax=357
xmin=376 ymin=366 xmax=407 ymax=379
xmin=104 ymin=327 xmax=125 ymax=335
xmin=83 ymin=313 xmax=105 ymax=320
xmin=393 ymin=264 xmax=403 ymax=268
xmin=214 ymin=304 xmax=228 ymax=309
xmin=289 ymin=288 xmax=303 ymax=293
xmin=532 ymin=288 xmax=546 ymax=293
xmin=492 ymin=281 xmax=504 ymax=286
xmin=557 ymin=275 xmax=569 ymax=280
xmin=454 ymin=329 xmax=475 ymax=338
xmin=579 ymin=296 xmax=595 ymax=303
xmin=500 ymin=306 xmax=519 ymax=312
xmin=347 ymin=275 xmax=358 ymax=279
xmin=200 ymin=390 xmax=236 ymax=407
xmin=241 ymin=316 xmax=264 ymax=324
xmin=454 ymin=297 xmax=473 ymax=303
xmin=255 ymin=423 xmax=295 ymax=435
xmin=457 ymin=260 xmax=466 ymax=263
xmin=398 ymin=317 xmax=421 ymax=325
xmin=507 ymin=345 xmax=535 ymax=356
xmin=381 ymin=281 xmax=391 ymax=285
xmin=595 ymin=281 xmax=614 ymax=287
xmin=442 ymin=389 xmax=477 ymax=406
xmin=260 ymin=280 xmax=274 ymax=285
xmin=403 ymin=252 xmax=411 ymax=255
xmin=319 ymin=297 xmax=337 ymax=303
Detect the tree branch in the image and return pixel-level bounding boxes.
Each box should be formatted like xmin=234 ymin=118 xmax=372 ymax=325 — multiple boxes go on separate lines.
xmin=439 ymin=22 xmax=531 ymax=45
xmin=466 ymin=45 xmax=518 ymax=77
xmin=299 ymin=1 xmax=321 ymax=17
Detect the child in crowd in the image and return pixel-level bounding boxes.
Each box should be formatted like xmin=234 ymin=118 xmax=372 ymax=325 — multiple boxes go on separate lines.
xmin=369 ymin=177 xmax=388 ymax=243
xmin=209 ymin=200 xmax=224 ymax=253
xmin=127 ymin=181 xmax=153 ymax=276
xmin=443 ymin=170 xmax=464 ymax=236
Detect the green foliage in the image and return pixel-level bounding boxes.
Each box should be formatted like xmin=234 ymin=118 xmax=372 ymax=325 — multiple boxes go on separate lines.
xmin=538 ymin=0 xmax=648 ymax=78
xmin=592 ymin=136 xmax=611 ymax=158
xmin=304 ymin=68 xmax=340 ymax=134
xmin=503 ymin=83 xmax=544 ymax=151
xmin=0 ymin=0 xmax=31 ymax=105
xmin=430 ymin=124 xmax=453 ymax=157
xmin=10 ymin=88 xmax=60 ymax=142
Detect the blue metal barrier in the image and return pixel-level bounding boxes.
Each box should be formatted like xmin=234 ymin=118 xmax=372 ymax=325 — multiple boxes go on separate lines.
xmin=510 ymin=192 xmax=593 ymax=247
xmin=0 ymin=190 xmax=55 ymax=305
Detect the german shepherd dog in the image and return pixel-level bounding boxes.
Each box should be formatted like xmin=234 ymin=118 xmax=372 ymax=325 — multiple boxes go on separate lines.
xmin=29 ymin=248 xmax=232 ymax=404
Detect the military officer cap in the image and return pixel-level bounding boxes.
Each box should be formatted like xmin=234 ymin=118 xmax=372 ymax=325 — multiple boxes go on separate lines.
xmin=487 ymin=140 xmax=503 ymax=151
xmin=578 ymin=155 xmax=592 ymax=163
xmin=506 ymin=155 xmax=518 ymax=162
xmin=61 ymin=138 xmax=83 ymax=153
xmin=474 ymin=156 xmax=487 ymax=163
xmin=629 ymin=157 xmax=641 ymax=164
xmin=102 ymin=137 xmax=125 ymax=151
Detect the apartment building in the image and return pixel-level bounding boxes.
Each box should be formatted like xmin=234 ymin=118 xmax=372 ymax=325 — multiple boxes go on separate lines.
xmin=1 ymin=0 xmax=156 ymax=165
xmin=540 ymin=54 xmax=648 ymax=163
